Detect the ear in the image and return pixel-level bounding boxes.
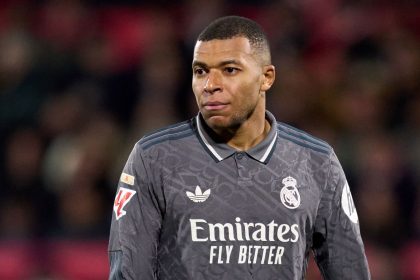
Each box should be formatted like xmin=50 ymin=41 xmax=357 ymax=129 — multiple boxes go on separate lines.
xmin=261 ymin=65 xmax=275 ymax=92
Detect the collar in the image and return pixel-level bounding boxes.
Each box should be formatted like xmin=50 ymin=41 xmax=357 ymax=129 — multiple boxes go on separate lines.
xmin=195 ymin=111 xmax=278 ymax=163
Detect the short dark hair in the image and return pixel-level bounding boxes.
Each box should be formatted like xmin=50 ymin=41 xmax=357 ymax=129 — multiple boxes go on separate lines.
xmin=197 ymin=16 xmax=271 ymax=64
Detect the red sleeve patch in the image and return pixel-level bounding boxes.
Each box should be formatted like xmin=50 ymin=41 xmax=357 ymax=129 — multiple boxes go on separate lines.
xmin=113 ymin=187 xmax=136 ymax=220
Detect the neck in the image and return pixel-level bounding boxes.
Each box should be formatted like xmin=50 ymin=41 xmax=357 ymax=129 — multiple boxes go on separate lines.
xmin=227 ymin=116 xmax=270 ymax=151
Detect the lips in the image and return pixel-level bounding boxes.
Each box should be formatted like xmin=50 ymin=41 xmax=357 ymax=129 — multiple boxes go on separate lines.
xmin=203 ymin=101 xmax=228 ymax=111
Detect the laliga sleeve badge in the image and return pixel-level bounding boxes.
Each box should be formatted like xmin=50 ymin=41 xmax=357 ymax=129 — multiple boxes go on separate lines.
xmin=280 ymin=176 xmax=301 ymax=209
xmin=114 ymin=187 xmax=136 ymax=220
xmin=341 ymin=181 xmax=359 ymax=223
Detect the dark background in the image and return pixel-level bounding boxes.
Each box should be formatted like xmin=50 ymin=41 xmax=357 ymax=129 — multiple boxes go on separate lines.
xmin=0 ymin=0 xmax=419 ymax=279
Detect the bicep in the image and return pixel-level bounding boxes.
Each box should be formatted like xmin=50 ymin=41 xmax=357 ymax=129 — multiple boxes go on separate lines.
xmin=312 ymin=152 xmax=370 ymax=279
xmin=108 ymin=144 xmax=162 ymax=280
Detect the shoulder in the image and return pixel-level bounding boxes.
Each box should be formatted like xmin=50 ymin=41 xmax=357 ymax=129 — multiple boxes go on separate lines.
xmin=136 ymin=119 xmax=196 ymax=150
xmin=276 ymin=122 xmax=332 ymax=155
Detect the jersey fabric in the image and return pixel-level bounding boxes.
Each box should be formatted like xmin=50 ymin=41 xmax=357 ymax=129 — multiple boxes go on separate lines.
xmin=108 ymin=111 xmax=371 ymax=280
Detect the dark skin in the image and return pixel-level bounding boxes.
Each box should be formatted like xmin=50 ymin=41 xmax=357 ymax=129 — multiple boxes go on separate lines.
xmin=192 ymin=37 xmax=275 ymax=151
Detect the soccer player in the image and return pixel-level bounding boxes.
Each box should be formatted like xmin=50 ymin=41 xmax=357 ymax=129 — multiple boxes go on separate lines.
xmin=109 ymin=16 xmax=371 ymax=279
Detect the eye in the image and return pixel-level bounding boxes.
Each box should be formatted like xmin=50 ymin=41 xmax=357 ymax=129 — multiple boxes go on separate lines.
xmin=224 ymin=67 xmax=239 ymax=75
xmin=194 ymin=67 xmax=207 ymax=76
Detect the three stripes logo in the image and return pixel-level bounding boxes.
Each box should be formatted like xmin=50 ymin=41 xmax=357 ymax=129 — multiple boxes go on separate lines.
xmin=186 ymin=186 xmax=211 ymax=203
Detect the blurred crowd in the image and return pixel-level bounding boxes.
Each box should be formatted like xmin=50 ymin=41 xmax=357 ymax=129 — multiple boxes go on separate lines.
xmin=0 ymin=0 xmax=419 ymax=279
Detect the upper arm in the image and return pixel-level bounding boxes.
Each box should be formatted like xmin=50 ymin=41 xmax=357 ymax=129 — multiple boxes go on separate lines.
xmin=108 ymin=144 xmax=163 ymax=280
xmin=312 ymin=151 xmax=371 ymax=279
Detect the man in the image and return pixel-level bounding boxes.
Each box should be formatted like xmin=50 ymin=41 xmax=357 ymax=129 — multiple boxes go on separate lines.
xmin=109 ymin=16 xmax=371 ymax=279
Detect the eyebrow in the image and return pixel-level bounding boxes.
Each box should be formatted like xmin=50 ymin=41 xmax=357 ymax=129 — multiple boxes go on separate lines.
xmin=192 ymin=59 xmax=242 ymax=69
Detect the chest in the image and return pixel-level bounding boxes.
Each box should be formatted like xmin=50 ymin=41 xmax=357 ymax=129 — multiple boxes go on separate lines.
xmin=160 ymin=153 xmax=322 ymax=227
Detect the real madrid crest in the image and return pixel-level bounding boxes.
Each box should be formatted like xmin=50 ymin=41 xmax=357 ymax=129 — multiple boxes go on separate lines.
xmin=280 ymin=176 xmax=301 ymax=209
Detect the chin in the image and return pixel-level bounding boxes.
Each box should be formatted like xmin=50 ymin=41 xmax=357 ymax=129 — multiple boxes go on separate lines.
xmin=207 ymin=116 xmax=244 ymax=132
xmin=204 ymin=115 xmax=231 ymax=129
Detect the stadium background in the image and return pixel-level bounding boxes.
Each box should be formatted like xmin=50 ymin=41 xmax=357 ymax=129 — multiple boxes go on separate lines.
xmin=0 ymin=0 xmax=419 ymax=279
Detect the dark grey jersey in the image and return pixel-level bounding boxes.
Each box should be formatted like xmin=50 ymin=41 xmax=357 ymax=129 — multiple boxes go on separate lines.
xmin=108 ymin=111 xmax=370 ymax=280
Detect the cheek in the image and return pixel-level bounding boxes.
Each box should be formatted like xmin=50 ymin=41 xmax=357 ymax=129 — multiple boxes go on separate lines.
xmin=192 ymin=92 xmax=200 ymax=106
xmin=240 ymin=71 xmax=262 ymax=90
xmin=236 ymin=79 xmax=261 ymax=100
xmin=192 ymin=81 xmax=201 ymax=100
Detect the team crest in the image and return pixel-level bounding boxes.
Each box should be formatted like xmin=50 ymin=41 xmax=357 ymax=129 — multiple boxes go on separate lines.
xmin=280 ymin=176 xmax=301 ymax=209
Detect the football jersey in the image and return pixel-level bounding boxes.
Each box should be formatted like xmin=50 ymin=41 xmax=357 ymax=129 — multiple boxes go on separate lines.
xmin=108 ymin=111 xmax=371 ymax=279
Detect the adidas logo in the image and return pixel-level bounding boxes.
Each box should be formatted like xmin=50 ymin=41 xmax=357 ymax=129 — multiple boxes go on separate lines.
xmin=186 ymin=186 xmax=211 ymax=203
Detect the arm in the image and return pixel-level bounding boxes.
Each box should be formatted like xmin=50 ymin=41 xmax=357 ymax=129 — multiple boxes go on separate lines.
xmin=312 ymin=151 xmax=371 ymax=279
xmin=108 ymin=143 xmax=163 ymax=280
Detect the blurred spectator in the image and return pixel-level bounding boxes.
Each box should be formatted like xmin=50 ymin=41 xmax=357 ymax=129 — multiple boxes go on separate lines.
xmin=131 ymin=10 xmax=185 ymax=136
xmin=0 ymin=126 xmax=56 ymax=239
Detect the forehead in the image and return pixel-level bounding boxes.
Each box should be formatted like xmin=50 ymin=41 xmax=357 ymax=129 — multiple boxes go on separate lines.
xmin=193 ymin=37 xmax=256 ymax=63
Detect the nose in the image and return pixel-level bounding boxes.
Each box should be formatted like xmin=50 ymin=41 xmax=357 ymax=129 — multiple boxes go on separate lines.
xmin=204 ymin=70 xmax=222 ymax=94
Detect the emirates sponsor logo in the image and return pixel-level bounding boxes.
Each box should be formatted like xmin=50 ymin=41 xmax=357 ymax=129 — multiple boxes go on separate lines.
xmin=190 ymin=217 xmax=299 ymax=242
xmin=189 ymin=217 xmax=300 ymax=265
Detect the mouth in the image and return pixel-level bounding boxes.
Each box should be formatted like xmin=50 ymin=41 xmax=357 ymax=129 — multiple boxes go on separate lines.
xmin=202 ymin=101 xmax=228 ymax=111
